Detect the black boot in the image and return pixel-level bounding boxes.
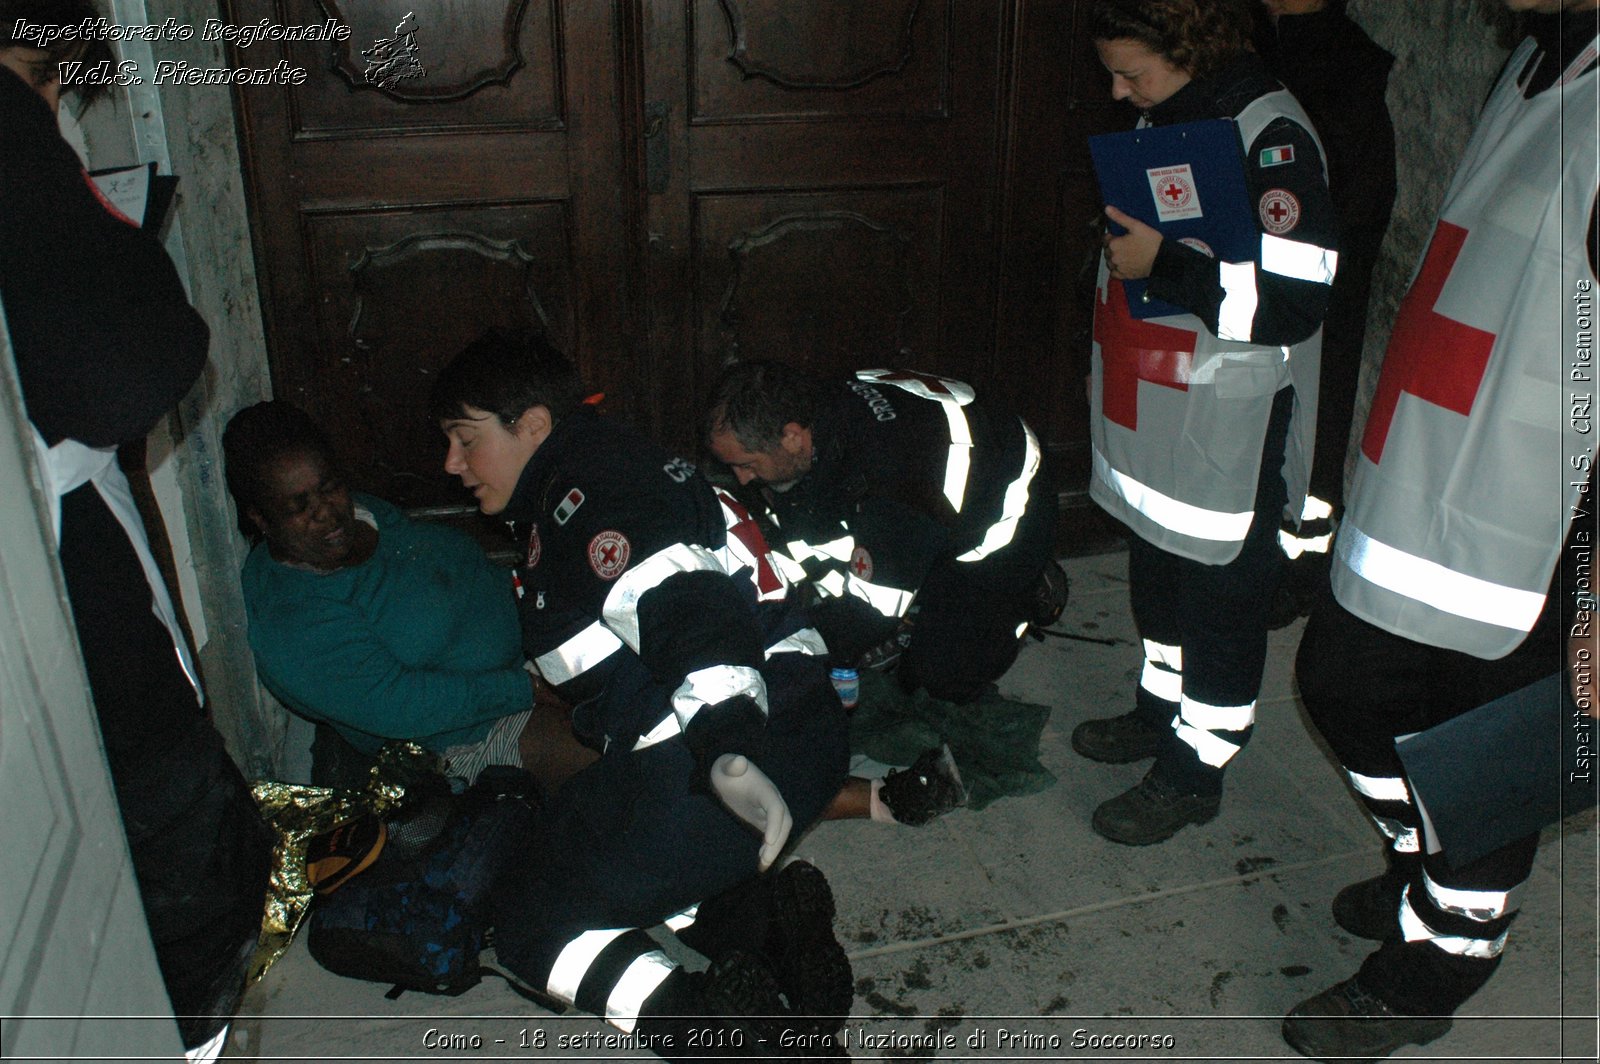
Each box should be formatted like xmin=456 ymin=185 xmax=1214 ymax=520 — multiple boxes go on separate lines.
xmin=1330 ymin=853 xmax=1417 ymax=941
xmin=635 ymin=951 xmax=788 ymax=1062
xmin=1072 ymin=709 xmax=1167 ymax=763
xmin=675 ymin=862 xmax=854 ymax=1036
xmin=1282 ymin=976 xmax=1451 ymax=1061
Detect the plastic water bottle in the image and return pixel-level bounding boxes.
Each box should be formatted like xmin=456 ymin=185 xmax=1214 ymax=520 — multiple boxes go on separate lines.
xmin=829 ymin=667 xmax=860 ymax=709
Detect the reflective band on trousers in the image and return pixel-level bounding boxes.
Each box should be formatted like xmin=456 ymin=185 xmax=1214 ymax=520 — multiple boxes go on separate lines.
xmin=603 ymin=542 xmax=727 ymax=651
xmin=1173 ymin=718 xmax=1244 ymax=767
xmin=1094 ymin=448 xmax=1255 ymax=543
xmin=535 ymin=621 xmax=624 ymax=684
xmin=1139 ymin=638 xmax=1183 ymax=703
xmin=1140 ymin=660 xmax=1182 ymax=704
xmin=1261 ymin=233 xmax=1339 ymax=285
xmin=1346 ymin=769 xmax=1410 ymax=804
xmin=606 ymin=951 xmax=677 ymax=1032
xmin=1400 ymin=886 xmax=1509 ymax=958
xmin=1279 ymin=527 xmax=1333 ymax=559
xmin=1373 ymin=815 xmax=1421 ymax=854
xmin=956 ymin=422 xmax=1043 ymax=562
xmin=1217 ymin=260 xmax=1260 ymax=342
xmin=548 ymin=928 xmax=629 ymax=1004
xmin=1179 ymin=694 xmax=1255 ymax=732
xmin=1300 ymin=494 xmax=1334 ymax=522
xmin=1423 ymin=868 xmax=1522 ymax=923
xmin=1337 ymin=525 xmax=1546 ymax=633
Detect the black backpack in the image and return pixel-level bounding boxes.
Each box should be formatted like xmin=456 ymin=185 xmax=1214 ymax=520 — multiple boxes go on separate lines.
xmin=306 ymin=766 xmax=549 ymax=1000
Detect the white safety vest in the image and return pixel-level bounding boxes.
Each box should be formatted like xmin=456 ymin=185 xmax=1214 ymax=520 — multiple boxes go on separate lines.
xmin=1332 ymin=38 xmax=1599 ymax=660
xmin=1090 ymin=91 xmax=1328 ymax=565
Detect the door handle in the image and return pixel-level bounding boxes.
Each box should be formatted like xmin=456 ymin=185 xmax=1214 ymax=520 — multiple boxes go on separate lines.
xmin=645 ymin=101 xmax=669 ymax=194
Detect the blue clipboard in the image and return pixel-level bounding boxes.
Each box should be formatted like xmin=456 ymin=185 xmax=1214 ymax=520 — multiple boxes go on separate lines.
xmin=1088 ymin=118 xmax=1256 ymax=319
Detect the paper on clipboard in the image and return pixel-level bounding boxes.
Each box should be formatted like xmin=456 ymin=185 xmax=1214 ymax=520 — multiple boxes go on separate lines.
xmin=1088 ymin=118 xmax=1256 ymax=319
xmin=88 ymin=161 xmax=179 ymax=231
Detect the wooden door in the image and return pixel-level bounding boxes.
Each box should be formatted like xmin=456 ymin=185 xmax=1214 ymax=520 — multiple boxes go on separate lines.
xmin=231 ymin=0 xmax=633 ymax=509
xmin=636 ymin=0 xmax=1005 ymax=455
xmin=233 ymin=1 xmax=1119 ymax=527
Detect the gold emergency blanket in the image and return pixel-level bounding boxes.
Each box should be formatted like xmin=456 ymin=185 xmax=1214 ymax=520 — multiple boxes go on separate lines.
xmin=246 ymin=743 xmax=442 ymax=983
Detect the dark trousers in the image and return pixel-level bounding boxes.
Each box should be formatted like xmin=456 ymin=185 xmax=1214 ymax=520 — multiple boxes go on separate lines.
xmin=1128 ymin=387 xmax=1293 ymax=795
xmin=490 ymin=653 xmax=849 ymax=1005
xmin=1295 ymin=588 xmax=1562 ymax=1014
xmin=899 ymin=459 xmax=1058 ymax=704
xmin=58 ymin=486 xmax=270 ymax=1046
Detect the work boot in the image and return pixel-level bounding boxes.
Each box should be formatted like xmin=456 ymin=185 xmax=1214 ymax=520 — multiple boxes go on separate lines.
xmin=1282 ymin=976 xmax=1452 ymax=1062
xmin=879 ymin=744 xmax=967 ymax=826
xmin=1071 ymin=710 xmax=1166 ymax=763
xmin=1331 ymin=872 xmax=1407 ymax=941
xmin=675 ymin=862 xmax=853 ymax=1036
xmin=765 ymin=861 xmax=854 ymax=1035
xmin=1091 ymin=770 xmax=1219 ymax=846
xmin=636 ymin=951 xmax=787 ymax=1062
xmin=1030 ymin=559 xmax=1070 ymax=628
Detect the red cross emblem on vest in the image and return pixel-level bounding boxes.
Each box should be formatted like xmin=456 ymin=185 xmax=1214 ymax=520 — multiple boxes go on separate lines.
xmin=1093 ymin=280 xmax=1197 ymax=430
xmin=1361 ymin=222 xmax=1497 ymax=464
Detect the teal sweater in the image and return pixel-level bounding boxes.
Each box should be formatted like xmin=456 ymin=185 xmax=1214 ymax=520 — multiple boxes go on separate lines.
xmin=242 ymin=494 xmax=529 ymax=754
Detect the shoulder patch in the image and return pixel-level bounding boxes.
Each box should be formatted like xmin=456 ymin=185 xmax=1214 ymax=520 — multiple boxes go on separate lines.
xmin=588 ymin=530 xmax=631 ymax=579
xmin=1258 ymin=145 xmax=1295 ymax=168
xmin=849 ymin=545 xmax=873 ymax=582
xmin=524 ymin=523 xmax=542 ymax=568
xmin=1258 ymin=189 xmax=1302 ymax=234
xmin=553 ymin=488 xmax=585 ymax=526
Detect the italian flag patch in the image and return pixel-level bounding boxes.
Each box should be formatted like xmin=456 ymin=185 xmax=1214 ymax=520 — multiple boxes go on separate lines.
xmin=1260 ymin=145 xmax=1295 ymax=167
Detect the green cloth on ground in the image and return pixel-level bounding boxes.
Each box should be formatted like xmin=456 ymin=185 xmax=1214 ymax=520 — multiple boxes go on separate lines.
xmin=848 ymin=670 xmax=1056 ymax=810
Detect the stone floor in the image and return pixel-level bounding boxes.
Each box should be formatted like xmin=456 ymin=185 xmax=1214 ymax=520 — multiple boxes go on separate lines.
xmin=232 ymin=549 xmax=1598 ymax=1062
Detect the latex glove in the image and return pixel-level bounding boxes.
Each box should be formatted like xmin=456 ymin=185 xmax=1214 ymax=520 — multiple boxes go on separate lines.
xmin=710 ymin=753 xmax=792 ymax=871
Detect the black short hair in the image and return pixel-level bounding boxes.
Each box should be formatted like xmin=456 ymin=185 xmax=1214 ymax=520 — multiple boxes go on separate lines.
xmin=221 ymin=400 xmax=338 ymax=540
xmin=703 ymin=360 xmax=825 ymax=452
xmin=1089 ymin=0 xmax=1253 ymax=82
xmin=428 ymin=329 xmax=587 ymax=429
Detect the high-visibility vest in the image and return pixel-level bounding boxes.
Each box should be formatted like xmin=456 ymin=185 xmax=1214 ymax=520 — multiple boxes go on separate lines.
xmin=1332 ymin=37 xmax=1599 ymax=659
xmin=1090 ymin=91 xmax=1329 ymax=565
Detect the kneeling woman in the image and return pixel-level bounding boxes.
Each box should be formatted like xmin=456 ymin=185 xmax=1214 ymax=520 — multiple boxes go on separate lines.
xmin=222 ymin=400 xmax=590 ymax=790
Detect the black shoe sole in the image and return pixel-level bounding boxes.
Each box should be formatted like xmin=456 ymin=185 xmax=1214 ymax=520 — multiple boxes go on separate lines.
xmin=1070 ymin=722 xmax=1164 ymax=764
xmin=1282 ymin=1013 xmax=1451 ymax=1062
xmin=1090 ymin=797 xmax=1219 ymax=846
xmin=768 ymin=862 xmax=853 ymax=1035
xmin=1331 ymin=880 xmax=1403 ymax=942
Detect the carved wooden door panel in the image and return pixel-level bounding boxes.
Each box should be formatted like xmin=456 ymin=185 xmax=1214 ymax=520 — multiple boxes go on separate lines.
xmin=637 ymin=0 xmax=1006 ymax=454
xmin=231 ymin=0 xmax=631 ymax=508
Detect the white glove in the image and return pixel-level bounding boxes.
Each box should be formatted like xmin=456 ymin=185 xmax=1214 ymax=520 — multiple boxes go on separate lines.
xmin=710 ymin=753 xmax=792 ymax=871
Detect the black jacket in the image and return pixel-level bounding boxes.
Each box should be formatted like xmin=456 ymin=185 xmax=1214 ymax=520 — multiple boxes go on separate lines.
xmin=1142 ymin=52 xmax=1340 ymax=347
xmin=505 ymin=407 xmax=773 ymax=762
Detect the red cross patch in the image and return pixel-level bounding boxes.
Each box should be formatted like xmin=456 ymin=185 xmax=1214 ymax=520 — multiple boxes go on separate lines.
xmin=525 ymin=523 xmax=542 ymax=568
xmin=1361 ymin=221 xmax=1496 ymax=464
xmin=588 ymin=530 xmax=631 ymax=579
xmin=849 ymin=546 xmax=873 ymax=581
xmin=1093 ymin=281 xmax=1197 ymax=431
xmin=1258 ymin=189 xmax=1301 ymax=234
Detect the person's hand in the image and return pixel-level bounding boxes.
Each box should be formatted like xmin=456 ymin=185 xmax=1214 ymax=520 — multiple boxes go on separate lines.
xmin=710 ymin=753 xmax=792 ymax=871
xmin=1102 ymin=205 xmax=1163 ymax=281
